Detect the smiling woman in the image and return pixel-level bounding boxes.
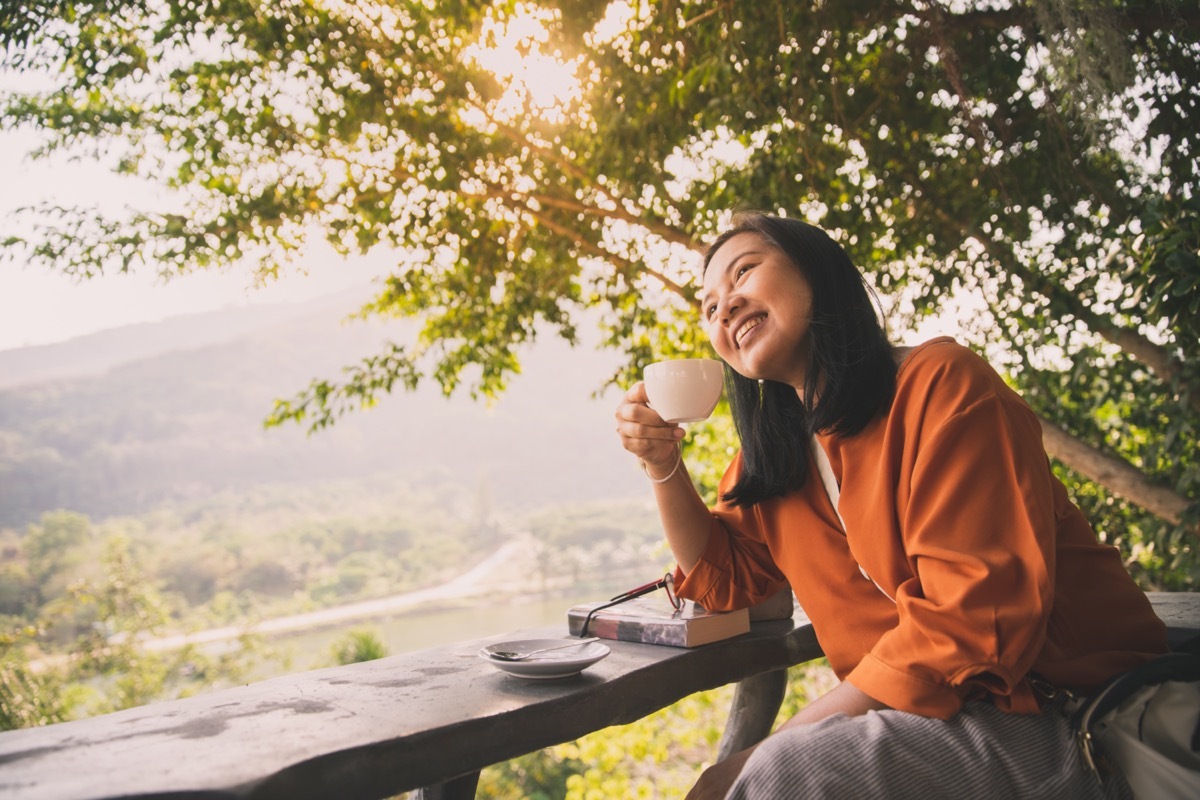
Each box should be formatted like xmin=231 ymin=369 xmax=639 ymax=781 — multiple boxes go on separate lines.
xmin=700 ymin=233 xmax=815 ymax=390
xmin=614 ymin=212 xmax=1169 ymax=800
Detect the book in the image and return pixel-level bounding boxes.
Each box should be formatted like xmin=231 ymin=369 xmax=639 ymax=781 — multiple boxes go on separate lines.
xmin=566 ymin=596 xmax=750 ymax=648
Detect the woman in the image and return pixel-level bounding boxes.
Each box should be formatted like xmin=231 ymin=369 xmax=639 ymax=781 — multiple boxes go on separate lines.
xmin=614 ymin=213 xmax=1167 ymax=799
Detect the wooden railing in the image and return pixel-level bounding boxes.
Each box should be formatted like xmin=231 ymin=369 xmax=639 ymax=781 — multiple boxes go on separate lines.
xmin=1 ymin=593 xmax=1197 ymax=800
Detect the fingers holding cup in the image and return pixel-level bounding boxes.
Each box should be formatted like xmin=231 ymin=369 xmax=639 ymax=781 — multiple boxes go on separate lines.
xmin=616 ymin=383 xmax=684 ymax=462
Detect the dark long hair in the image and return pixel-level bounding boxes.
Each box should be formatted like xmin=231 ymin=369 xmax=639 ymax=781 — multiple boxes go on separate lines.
xmin=704 ymin=213 xmax=897 ymax=507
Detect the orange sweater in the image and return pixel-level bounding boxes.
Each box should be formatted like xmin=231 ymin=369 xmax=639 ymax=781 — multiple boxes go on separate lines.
xmin=675 ymin=337 xmax=1167 ymax=719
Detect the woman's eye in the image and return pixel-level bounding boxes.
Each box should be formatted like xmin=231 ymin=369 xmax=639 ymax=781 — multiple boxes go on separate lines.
xmin=706 ymin=304 xmax=717 ymax=319
xmin=736 ymin=264 xmax=754 ymax=279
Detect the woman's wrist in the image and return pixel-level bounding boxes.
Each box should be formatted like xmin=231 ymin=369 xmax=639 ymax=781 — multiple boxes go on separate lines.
xmin=641 ymin=444 xmax=682 ymax=484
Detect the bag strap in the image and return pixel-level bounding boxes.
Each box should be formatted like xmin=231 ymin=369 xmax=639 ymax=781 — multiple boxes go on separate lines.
xmin=1175 ymin=631 xmax=1200 ymax=655
xmin=810 ymin=436 xmax=895 ymax=603
xmin=810 ymin=435 xmax=848 ymax=530
xmin=1071 ymin=649 xmax=1200 ymax=779
xmin=1075 ymin=651 xmax=1200 ymax=730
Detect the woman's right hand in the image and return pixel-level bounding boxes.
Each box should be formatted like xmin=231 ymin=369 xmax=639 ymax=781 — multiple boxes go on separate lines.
xmin=614 ymin=382 xmax=686 ymax=476
xmin=615 ymin=382 xmax=713 ymax=573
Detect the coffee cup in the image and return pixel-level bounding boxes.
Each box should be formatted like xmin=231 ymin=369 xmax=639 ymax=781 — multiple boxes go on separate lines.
xmin=643 ymin=359 xmax=724 ymax=424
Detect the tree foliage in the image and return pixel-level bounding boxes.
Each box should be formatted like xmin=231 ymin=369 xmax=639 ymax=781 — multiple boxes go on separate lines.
xmin=2 ymin=1 xmax=1197 ymax=578
xmin=0 ymin=492 xmax=668 ymax=730
xmin=329 ymin=627 xmax=389 ymax=664
xmin=0 ymin=529 xmax=264 ymax=730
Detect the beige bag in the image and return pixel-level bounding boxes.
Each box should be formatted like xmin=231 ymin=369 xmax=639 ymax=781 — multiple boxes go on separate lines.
xmin=1074 ymin=649 xmax=1200 ymax=798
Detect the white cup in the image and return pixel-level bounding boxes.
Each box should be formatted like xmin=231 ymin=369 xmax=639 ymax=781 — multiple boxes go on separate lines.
xmin=643 ymin=359 xmax=724 ymax=424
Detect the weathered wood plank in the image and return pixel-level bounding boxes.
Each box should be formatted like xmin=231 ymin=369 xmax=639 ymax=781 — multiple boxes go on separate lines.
xmin=1146 ymin=591 xmax=1200 ymax=649
xmin=0 ymin=615 xmax=819 ymax=800
xmin=1 ymin=594 xmax=1196 ymax=800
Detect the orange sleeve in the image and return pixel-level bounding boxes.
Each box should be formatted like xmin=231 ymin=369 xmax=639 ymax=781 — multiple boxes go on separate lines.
xmin=846 ymin=357 xmax=1055 ymax=718
xmin=672 ymin=454 xmax=790 ymax=611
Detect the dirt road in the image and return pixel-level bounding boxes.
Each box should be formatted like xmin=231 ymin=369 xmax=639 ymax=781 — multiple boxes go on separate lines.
xmin=136 ymin=537 xmax=541 ymax=653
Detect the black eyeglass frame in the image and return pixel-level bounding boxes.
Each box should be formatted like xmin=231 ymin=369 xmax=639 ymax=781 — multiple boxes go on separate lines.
xmin=578 ymin=572 xmax=683 ymax=638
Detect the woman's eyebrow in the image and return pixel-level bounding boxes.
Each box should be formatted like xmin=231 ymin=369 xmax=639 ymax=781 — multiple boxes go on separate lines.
xmin=700 ymin=249 xmax=767 ymax=309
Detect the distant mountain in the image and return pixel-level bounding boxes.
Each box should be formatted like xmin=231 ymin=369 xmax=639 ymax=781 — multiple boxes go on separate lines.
xmin=0 ymin=294 xmax=650 ymax=528
xmin=0 ymin=289 xmax=372 ymax=389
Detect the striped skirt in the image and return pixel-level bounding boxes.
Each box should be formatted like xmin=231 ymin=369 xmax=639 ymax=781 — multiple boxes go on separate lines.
xmin=725 ymin=701 xmax=1133 ymax=800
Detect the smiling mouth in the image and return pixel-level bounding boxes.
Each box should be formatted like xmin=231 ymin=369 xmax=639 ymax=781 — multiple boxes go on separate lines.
xmin=734 ymin=314 xmax=766 ymax=348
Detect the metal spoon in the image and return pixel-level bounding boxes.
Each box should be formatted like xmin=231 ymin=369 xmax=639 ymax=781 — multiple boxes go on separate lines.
xmin=489 ymin=638 xmax=600 ymax=661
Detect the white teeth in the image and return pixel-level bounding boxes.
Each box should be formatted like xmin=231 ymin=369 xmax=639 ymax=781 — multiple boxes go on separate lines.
xmin=735 ymin=315 xmax=765 ymax=347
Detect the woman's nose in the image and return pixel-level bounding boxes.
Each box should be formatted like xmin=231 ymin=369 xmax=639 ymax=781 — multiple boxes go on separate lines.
xmin=717 ymin=295 xmax=740 ymax=325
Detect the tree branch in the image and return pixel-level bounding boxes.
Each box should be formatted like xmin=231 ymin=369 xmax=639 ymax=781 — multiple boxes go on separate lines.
xmin=426 ymin=66 xmax=703 ymax=299
xmin=976 ymin=265 xmax=1197 ymax=537
xmin=527 ymin=192 xmax=696 ymax=250
xmin=461 ymin=171 xmax=696 ymax=303
xmin=1039 ymin=414 xmax=1198 ymax=538
xmin=938 ymin=211 xmax=1198 ymax=413
xmin=488 ymin=119 xmax=697 ymax=250
xmin=906 ymin=3 xmax=1200 ymax=37
xmin=524 ymin=206 xmax=695 ymax=305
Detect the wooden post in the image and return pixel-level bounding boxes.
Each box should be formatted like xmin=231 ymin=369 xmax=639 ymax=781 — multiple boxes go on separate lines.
xmin=716 ymin=668 xmax=788 ymax=761
xmin=415 ymin=771 xmax=480 ymax=800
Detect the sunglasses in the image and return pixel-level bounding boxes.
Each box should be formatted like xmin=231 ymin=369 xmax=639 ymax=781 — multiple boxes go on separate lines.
xmin=579 ymin=573 xmax=683 ymax=637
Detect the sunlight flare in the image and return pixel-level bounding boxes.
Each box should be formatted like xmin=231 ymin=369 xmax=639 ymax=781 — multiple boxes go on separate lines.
xmin=463 ymin=2 xmax=584 ymax=125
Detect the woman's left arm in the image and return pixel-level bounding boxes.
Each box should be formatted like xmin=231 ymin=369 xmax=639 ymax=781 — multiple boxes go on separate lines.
xmin=846 ymin=346 xmax=1060 ymax=719
xmin=778 ymin=680 xmax=890 ymax=730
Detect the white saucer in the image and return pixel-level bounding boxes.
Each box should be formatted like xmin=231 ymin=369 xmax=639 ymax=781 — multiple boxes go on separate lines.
xmin=478 ymin=638 xmax=610 ymax=679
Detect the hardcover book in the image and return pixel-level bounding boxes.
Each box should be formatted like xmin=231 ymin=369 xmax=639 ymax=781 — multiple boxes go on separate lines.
xmin=566 ymin=597 xmax=750 ymax=648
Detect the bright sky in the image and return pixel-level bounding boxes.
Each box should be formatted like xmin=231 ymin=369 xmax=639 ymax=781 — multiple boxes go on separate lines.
xmin=0 ymin=125 xmax=397 ymax=354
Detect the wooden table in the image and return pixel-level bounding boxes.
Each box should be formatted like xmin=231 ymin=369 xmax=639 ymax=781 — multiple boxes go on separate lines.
xmin=0 ymin=593 xmax=1195 ymax=800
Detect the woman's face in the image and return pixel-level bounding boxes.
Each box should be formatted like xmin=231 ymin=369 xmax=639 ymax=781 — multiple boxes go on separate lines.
xmin=700 ymin=231 xmax=814 ymax=391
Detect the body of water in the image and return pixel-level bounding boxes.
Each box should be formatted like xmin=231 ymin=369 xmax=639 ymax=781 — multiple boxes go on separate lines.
xmin=244 ymin=572 xmax=643 ymax=678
